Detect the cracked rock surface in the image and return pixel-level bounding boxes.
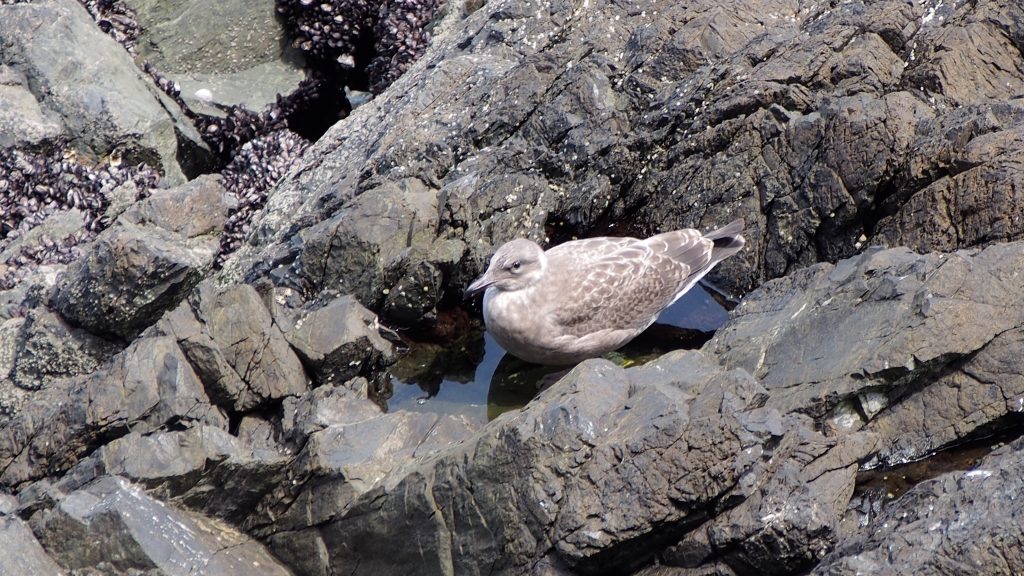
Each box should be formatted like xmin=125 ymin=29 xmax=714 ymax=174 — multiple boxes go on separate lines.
xmin=2 ymin=0 xmax=1024 ymax=574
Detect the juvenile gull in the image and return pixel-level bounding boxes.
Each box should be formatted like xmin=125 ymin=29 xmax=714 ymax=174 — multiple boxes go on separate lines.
xmin=465 ymin=220 xmax=745 ymax=365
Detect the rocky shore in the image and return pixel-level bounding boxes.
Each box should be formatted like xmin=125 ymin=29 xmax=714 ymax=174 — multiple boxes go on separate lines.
xmin=2 ymin=0 xmax=1024 ymax=574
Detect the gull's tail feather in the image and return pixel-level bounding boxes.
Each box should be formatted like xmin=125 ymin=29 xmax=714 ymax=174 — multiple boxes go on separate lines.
xmin=705 ymin=219 xmax=745 ymax=265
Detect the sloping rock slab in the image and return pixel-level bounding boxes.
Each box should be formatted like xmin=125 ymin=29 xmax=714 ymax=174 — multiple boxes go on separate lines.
xmin=30 ymin=475 xmax=292 ymax=576
xmin=0 ymin=0 xmax=211 ymax=183
xmin=263 ymin=351 xmax=783 ymax=576
xmin=705 ymin=242 xmax=1024 ymax=465
xmin=0 ymin=513 xmax=66 ymax=576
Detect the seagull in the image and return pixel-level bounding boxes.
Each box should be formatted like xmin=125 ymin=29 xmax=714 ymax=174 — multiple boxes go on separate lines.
xmin=464 ymin=220 xmax=745 ymax=365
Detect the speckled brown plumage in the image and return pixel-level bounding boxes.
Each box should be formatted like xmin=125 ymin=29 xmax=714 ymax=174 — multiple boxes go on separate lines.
xmin=466 ymin=220 xmax=745 ymax=365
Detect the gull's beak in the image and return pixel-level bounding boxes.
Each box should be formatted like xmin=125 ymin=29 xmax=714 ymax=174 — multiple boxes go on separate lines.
xmin=464 ymin=272 xmax=494 ymax=299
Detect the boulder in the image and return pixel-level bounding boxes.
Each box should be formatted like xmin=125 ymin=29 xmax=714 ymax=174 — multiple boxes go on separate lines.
xmin=29 ymin=475 xmax=292 ymax=576
xmin=0 ymin=0 xmax=212 ymax=183
xmin=705 ymin=241 xmax=1024 ymax=466
xmin=119 ymin=174 xmax=233 ymax=242
xmin=261 ymin=351 xmax=783 ymax=575
xmin=5 ymin=309 xmax=118 ymax=390
xmin=0 ymin=336 xmax=225 ymax=487
xmin=52 ymin=220 xmax=211 ymax=339
xmin=279 ymin=294 xmax=395 ymax=386
xmin=155 ymin=281 xmax=309 ymax=412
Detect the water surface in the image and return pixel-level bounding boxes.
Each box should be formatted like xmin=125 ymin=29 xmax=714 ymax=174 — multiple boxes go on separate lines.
xmin=386 ymin=283 xmax=732 ymax=424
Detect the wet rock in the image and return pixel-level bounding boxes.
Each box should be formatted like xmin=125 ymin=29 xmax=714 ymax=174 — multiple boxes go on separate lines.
xmin=813 ymin=437 xmax=1024 ymax=575
xmin=29 ymin=475 xmax=292 ymax=576
xmin=125 ymin=0 xmax=306 ymax=115
xmin=280 ymin=294 xmax=395 ymax=386
xmin=0 ymin=336 xmax=226 ymax=487
xmin=0 ymin=514 xmax=66 ymax=576
xmin=52 ymin=220 xmax=211 ymax=339
xmin=280 ymin=378 xmax=381 ymax=445
xmin=263 ymin=351 xmax=780 ymax=575
xmin=155 ymin=281 xmax=309 ymax=412
xmin=705 ymin=241 xmax=1024 ymax=466
xmin=0 ymin=0 xmax=212 ymax=184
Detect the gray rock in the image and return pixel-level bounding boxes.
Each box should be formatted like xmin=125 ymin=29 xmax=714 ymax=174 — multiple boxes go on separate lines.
xmin=812 ymin=438 xmax=1024 ymax=575
xmin=265 ymin=404 xmax=479 ymax=556
xmin=705 ymin=242 xmax=1024 ymax=466
xmin=0 ymin=514 xmax=67 ymax=576
xmin=30 ymin=475 xmax=292 ymax=576
xmin=280 ymin=378 xmax=381 ymax=444
xmin=263 ymin=351 xmax=780 ymax=575
xmin=0 ymin=336 xmax=225 ymax=486
xmin=155 ymin=281 xmax=309 ymax=412
xmin=22 ymin=425 xmax=289 ymax=528
xmin=6 ymin=308 xmax=119 ymax=392
xmin=53 ymin=220 xmax=211 ymax=339
xmin=0 ymin=0 xmax=212 ymax=184
xmin=125 ymin=0 xmax=306 ymax=115
xmin=119 ymin=174 xmax=233 ymax=242
xmin=0 ymin=65 xmax=62 ymax=148
xmin=221 ymin=0 xmax=1024 ymax=328
xmin=280 ymin=294 xmax=395 ymax=386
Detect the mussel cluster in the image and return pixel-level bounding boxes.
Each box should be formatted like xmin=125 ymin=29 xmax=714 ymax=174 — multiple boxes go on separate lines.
xmin=0 ymin=146 xmax=159 ymax=289
xmin=276 ymin=0 xmax=444 ymax=93
xmin=217 ymin=129 xmax=310 ymax=266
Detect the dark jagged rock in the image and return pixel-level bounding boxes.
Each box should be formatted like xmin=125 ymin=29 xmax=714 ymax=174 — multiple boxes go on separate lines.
xmin=154 ymin=281 xmax=309 ymax=413
xmin=20 ymin=425 xmax=290 ymax=529
xmin=29 ymin=475 xmax=293 ymax=576
xmin=705 ymin=241 xmax=1024 ymax=467
xmin=280 ymin=377 xmax=380 ymax=445
xmin=813 ymin=437 xmax=1024 ymax=575
xmin=260 ymin=351 xmax=782 ymax=575
xmin=232 ymin=0 xmax=1024 ymax=328
xmin=52 ymin=221 xmax=211 ymax=339
xmin=4 ymin=308 xmax=119 ymax=398
xmin=278 ymin=294 xmax=395 ymax=386
xmin=0 ymin=336 xmax=226 ymax=487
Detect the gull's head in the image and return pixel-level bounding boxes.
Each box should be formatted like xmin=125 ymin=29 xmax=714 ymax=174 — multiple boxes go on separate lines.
xmin=464 ymin=239 xmax=546 ymax=298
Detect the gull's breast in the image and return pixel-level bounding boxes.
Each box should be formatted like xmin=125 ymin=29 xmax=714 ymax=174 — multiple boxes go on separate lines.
xmin=482 ymin=286 xmax=556 ymax=359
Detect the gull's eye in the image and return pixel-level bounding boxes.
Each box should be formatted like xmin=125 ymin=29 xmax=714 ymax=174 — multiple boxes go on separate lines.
xmin=511 ymin=260 xmax=522 ymax=271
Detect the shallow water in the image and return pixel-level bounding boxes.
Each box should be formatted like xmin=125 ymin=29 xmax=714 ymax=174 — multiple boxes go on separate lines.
xmin=386 ymin=283 xmax=732 ymax=424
